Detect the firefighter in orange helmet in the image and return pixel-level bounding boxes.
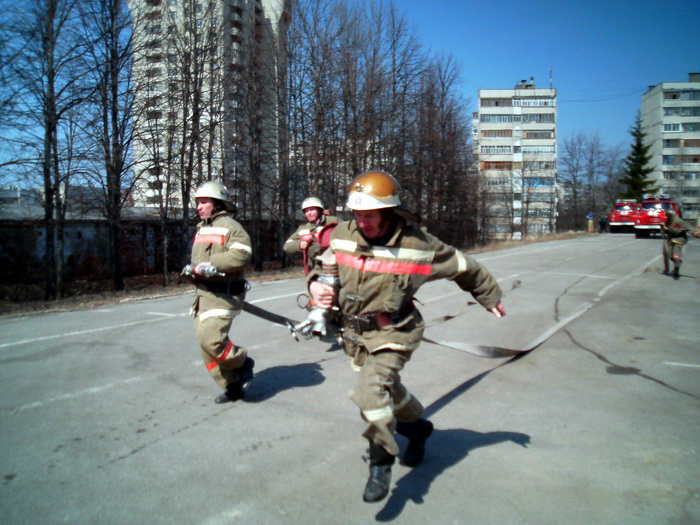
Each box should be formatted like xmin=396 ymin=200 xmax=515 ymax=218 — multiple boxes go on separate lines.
xmin=283 ymin=197 xmax=340 ymax=274
xmin=308 ymin=170 xmax=506 ymax=502
xmin=187 ymin=182 xmax=255 ymax=403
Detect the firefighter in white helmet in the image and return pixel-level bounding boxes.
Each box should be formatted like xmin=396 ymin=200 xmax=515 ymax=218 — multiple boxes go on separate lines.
xmin=187 ymin=181 xmax=255 ymax=403
xmin=283 ymin=196 xmax=340 ymax=274
xmin=308 ymin=170 xmax=506 ymax=502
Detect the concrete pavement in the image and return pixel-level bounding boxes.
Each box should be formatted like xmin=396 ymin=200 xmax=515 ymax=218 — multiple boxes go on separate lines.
xmin=0 ymin=234 xmax=698 ymax=524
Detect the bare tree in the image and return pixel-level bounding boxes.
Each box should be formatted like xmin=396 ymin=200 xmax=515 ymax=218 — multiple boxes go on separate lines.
xmin=5 ymin=0 xmax=93 ymax=299
xmin=80 ymin=0 xmax=136 ymax=291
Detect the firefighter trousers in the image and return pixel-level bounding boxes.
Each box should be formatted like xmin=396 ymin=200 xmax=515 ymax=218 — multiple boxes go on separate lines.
xmin=193 ymin=293 xmax=248 ymax=391
xmin=347 ymin=348 xmax=424 ymax=456
xmin=662 ymin=240 xmax=683 ymax=273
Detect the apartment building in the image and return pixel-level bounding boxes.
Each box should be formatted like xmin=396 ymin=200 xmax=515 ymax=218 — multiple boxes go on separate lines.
xmin=641 ymin=73 xmax=700 ymax=220
xmin=473 ymin=78 xmax=558 ymax=239
xmin=128 ymin=0 xmax=289 ymax=210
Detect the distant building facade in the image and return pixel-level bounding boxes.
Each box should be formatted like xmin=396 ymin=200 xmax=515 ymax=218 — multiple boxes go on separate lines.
xmin=641 ymin=73 xmax=700 ymax=219
xmin=127 ymin=0 xmax=289 ymax=210
xmin=473 ymin=78 xmax=558 ymax=239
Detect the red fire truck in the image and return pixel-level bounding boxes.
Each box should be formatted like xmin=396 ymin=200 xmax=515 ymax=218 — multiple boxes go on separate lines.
xmin=607 ymin=199 xmax=640 ymax=233
xmin=634 ymin=194 xmax=681 ymax=238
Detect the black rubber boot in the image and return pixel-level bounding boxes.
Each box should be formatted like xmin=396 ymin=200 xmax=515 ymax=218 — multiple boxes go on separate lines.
xmin=673 ymin=268 xmax=680 ymax=280
xmin=396 ymin=419 xmax=434 ymax=467
xmin=214 ymin=358 xmax=255 ymax=404
xmin=363 ymin=443 xmax=395 ymax=503
xmin=238 ymin=357 xmax=255 ymax=392
xmin=214 ymin=388 xmax=241 ymax=404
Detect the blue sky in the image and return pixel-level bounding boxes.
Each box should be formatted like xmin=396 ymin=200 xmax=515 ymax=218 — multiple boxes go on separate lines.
xmin=381 ymin=0 xmax=700 ymax=148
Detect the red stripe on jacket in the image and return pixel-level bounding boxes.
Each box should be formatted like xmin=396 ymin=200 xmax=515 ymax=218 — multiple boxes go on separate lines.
xmin=195 ymin=234 xmax=226 ymax=245
xmin=335 ymin=251 xmax=431 ymax=275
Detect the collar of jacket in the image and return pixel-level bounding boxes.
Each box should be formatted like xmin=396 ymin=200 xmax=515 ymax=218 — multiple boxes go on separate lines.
xmin=200 ymin=210 xmax=228 ymax=226
xmin=349 ymin=216 xmax=406 ymax=251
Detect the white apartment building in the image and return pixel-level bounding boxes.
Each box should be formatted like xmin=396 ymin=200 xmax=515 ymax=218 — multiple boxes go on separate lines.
xmin=641 ymin=73 xmax=700 ymax=220
xmin=128 ymin=0 xmax=289 ymax=210
xmin=473 ymin=78 xmax=558 ymax=239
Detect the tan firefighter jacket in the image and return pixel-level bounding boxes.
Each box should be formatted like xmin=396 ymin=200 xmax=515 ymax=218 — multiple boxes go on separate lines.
xmin=283 ymin=214 xmax=340 ymax=270
xmin=191 ymin=211 xmax=252 ymax=314
xmin=661 ymin=214 xmax=694 ymax=243
xmin=311 ymin=217 xmax=503 ymax=353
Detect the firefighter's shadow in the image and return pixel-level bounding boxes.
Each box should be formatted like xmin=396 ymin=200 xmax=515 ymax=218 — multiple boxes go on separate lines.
xmin=244 ymin=363 xmax=325 ymax=402
xmin=375 ymin=428 xmax=530 ymax=522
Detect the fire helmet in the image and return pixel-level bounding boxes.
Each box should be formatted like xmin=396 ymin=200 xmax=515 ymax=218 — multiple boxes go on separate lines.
xmin=301 ymin=197 xmax=324 ymax=210
xmin=346 ymin=170 xmax=401 ymax=210
xmin=195 ymin=181 xmax=236 ymax=212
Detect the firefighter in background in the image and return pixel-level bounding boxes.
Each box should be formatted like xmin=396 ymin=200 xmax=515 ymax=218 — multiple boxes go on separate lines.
xmin=283 ymin=197 xmax=340 ymax=274
xmin=308 ymin=171 xmax=506 ymax=503
xmin=188 ymin=182 xmax=255 ymax=404
xmin=660 ymin=209 xmax=700 ymax=280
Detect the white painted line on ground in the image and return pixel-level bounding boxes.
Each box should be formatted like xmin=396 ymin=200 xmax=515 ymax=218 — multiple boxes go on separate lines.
xmin=523 ymin=255 xmax=660 ymax=350
xmin=663 ymin=362 xmax=700 ymax=369
xmin=6 ymin=361 xmax=204 ymax=415
xmin=0 ymin=316 xmax=171 ymax=349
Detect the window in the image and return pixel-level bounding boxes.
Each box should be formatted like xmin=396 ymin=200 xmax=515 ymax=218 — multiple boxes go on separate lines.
xmin=481 ymin=145 xmax=512 ymax=154
xmin=481 ymin=99 xmax=512 ymax=107
xmin=525 ymin=192 xmax=555 ymax=201
xmin=522 ymin=113 xmax=555 ymax=123
xmin=481 ymin=161 xmax=515 ymax=170
xmin=523 ymin=161 xmax=556 ymax=170
xmin=684 ymin=123 xmax=700 ymax=132
xmin=485 ymin=176 xmax=511 ymax=186
xmin=480 ymin=114 xmax=521 ymax=123
xmin=513 ymin=98 xmax=556 ymax=107
xmin=664 ymin=107 xmax=700 ymax=117
xmin=526 ymin=208 xmax=553 ymax=217
xmin=523 ymin=177 xmax=555 ymax=187
xmin=664 ymin=123 xmax=681 ymax=132
xmin=523 ymin=130 xmax=554 ymax=139
xmin=664 ymin=155 xmax=700 ymax=165
xmin=481 ymin=129 xmax=513 ymax=138
xmin=664 ymin=90 xmax=700 ymax=100
xmin=682 ymin=189 xmax=700 ymax=196
xmin=683 ymin=139 xmax=700 ymax=148
xmin=664 ymin=139 xmax=681 ymax=148
xmin=522 ymin=145 xmax=556 ymax=154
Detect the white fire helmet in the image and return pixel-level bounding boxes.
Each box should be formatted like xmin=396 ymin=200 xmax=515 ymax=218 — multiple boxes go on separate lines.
xmin=346 ymin=170 xmax=401 ymax=210
xmin=195 ymin=181 xmax=236 ymax=212
xmin=301 ymin=197 xmax=324 ymax=210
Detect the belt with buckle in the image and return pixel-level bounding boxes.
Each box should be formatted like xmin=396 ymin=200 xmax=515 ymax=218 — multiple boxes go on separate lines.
xmin=343 ymin=305 xmax=414 ymax=334
xmin=198 ymin=280 xmax=247 ymax=296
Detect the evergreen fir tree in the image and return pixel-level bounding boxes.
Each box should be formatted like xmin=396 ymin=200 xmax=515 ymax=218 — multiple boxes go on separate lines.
xmin=619 ymin=112 xmax=657 ymax=201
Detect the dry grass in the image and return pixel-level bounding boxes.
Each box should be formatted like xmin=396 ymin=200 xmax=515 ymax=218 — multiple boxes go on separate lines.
xmin=468 ymin=231 xmax=593 ymax=254
xmin=0 ymin=232 xmax=590 ymax=317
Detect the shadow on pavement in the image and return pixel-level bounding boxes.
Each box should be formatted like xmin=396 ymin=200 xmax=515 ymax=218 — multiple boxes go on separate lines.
xmin=244 ymin=362 xmax=325 ymax=402
xmin=376 ymin=429 xmax=530 ymax=522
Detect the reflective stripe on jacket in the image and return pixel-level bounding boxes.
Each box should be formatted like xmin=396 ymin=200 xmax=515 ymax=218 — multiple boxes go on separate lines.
xmin=317 ymin=218 xmax=502 ymax=353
